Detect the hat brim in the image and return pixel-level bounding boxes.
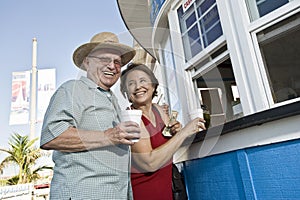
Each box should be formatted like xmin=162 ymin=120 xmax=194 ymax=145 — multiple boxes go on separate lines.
xmin=73 ymin=42 xmax=136 ymax=70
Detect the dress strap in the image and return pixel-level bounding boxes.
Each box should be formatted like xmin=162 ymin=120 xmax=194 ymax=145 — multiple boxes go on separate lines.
xmin=152 ymin=104 xmax=162 ymax=118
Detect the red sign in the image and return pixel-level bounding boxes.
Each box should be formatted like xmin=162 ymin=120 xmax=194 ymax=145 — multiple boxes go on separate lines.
xmin=182 ymin=0 xmax=195 ymax=12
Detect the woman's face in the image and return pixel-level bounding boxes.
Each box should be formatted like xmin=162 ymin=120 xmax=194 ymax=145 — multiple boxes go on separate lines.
xmin=126 ymin=70 xmax=155 ymax=106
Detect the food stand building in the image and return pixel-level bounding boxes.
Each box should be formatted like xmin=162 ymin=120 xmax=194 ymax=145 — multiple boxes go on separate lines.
xmin=117 ymin=0 xmax=300 ymax=199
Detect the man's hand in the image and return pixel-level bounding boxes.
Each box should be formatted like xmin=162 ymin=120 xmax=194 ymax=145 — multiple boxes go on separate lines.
xmin=106 ymin=121 xmax=141 ymax=145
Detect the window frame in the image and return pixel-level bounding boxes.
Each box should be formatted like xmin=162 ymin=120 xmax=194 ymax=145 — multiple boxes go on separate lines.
xmin=177 ymin=0 xmax=223 ymax=61
xmin=245 ymin=0 xmax=294 ymax=21
xmin=250 ymin=6 xmax=300 ymax=108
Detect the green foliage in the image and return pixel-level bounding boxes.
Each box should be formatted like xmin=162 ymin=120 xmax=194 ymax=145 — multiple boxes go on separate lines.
xmin=0 ymin=133 xmax=53 ymax=185
xmin=0 ymin=179 xmax=7 ymax=186
xmin=6 ymin=175 xmax=19 ymax=185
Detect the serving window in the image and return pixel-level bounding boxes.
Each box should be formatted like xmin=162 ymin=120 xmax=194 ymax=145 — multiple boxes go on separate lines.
xmin=193 ymin=58 xmax=243 ymax=127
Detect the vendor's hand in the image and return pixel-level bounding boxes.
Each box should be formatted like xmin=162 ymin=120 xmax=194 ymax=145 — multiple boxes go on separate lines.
xmin=106 ymin=121 xmax=140 ymax=145
xmin=168 ymin=120 xmax=182 ymax=136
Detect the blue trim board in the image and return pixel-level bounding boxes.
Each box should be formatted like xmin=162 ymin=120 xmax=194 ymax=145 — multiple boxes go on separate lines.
xmin=182 ymin=139 xmax=300 ymax=200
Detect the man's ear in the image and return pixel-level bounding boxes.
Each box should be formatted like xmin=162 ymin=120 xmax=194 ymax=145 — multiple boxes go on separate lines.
xmin=82 ymin=57 xmax=89 ymax=71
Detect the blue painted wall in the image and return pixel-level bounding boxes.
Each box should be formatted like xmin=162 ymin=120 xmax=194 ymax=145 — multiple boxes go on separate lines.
xmin=182 ymin=139 xmax=300 ymax=200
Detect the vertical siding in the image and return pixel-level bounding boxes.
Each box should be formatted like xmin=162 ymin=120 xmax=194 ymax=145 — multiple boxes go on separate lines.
xmin=183 ymin=139 xmax=300 ymax=200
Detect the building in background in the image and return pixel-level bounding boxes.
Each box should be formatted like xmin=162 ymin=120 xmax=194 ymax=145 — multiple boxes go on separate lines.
xmin=118 ymin=0 xmax=300 ymax=199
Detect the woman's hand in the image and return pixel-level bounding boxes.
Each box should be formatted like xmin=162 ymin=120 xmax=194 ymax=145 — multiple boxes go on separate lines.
xmin=168 ymin=120 xmax=182 ymax=136
xmin=161 ymin=103 xmax=169 ymax=115
xmin=181 ymin=117 xmax=206 ymax=136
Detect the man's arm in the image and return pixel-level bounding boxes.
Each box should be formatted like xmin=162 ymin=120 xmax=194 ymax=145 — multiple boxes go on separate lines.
xmin=41 ymin=122 xmax=141 ymax=152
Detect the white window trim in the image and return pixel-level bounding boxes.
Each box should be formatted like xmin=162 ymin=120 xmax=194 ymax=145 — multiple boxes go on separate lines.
xmin=168 ymin=0 xmax=300 ymax=114
xmin=246 ymin=0 xmax=299 ymax=26
xmin=191 ymin=49 xmax=229 ymax=80
xmin=216 ymin=0 xmax=268 ymax=115
xmin=249 ymin=6 xmax=300 ymax=108
xmin=169 ymin=0 xmax=226 ymax=111
xmin=168 ymin=15 xmax=198 ymax=122
xmin=163 ymin=0 xmax=300 ymax=160
xmin=183 ymin=35 xmax=226 ymax=70
xmin=248 ymin=0 xmax=300 ymax=32
xmin=174 ymin=114 xmax=300 ymax=162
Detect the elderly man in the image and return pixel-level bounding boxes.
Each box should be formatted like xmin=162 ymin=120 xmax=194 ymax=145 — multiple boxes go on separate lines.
xmin=40 ymin=32 xmax=140 ymax=200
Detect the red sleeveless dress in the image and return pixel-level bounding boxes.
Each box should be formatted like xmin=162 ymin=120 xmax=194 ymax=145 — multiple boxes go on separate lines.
xmin=131 ymin=106 xmax=173 ymax=200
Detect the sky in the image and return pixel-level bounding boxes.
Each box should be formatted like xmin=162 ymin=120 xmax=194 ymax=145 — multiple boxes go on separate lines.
xmin=0 ymin=0 xmax=134 ymax=151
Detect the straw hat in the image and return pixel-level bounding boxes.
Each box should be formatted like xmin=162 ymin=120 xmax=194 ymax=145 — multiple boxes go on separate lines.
xmin=73 ymin=32 xmax=136 ymax=70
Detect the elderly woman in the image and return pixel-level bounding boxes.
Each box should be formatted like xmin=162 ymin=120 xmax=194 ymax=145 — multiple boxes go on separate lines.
xmin=120 ymin=63 xmax=205 ymax=200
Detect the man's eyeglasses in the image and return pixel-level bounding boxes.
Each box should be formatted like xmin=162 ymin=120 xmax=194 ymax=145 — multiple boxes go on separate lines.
xmin=88 ymin=56 xmax=122 ymax=68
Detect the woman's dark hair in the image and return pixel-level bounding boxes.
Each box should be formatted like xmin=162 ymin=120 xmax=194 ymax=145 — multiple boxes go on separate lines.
xmin=120 ymin=63 xmax=159 ymax=100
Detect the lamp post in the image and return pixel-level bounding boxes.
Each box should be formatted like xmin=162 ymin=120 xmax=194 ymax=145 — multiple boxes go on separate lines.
xmin=29 ymin=38 xmax=37 ymax=141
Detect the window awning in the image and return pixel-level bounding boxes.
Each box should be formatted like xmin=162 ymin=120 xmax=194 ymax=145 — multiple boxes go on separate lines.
xmin=117 ymin=0 xmax=156 ymax=57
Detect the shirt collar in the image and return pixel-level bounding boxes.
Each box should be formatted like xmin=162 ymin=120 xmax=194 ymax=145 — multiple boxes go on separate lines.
xmin=79 ymin=76 xmax=110 ymax=92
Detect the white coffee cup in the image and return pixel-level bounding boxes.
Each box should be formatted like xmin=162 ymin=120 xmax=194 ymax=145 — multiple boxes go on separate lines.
xmin=189 ymin=108 xmax=204 ymax=120
xmin=121 ymin=109 xmax=142 ymax=142
xmin=189 ymin=108 xmax=204 ymax=131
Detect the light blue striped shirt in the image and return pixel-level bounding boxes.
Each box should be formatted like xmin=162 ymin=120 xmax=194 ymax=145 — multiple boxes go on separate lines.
xmin=41 ymin=76 xmax=132 ymax=200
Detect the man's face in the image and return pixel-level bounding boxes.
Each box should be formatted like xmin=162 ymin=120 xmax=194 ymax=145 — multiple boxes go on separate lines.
xmin=84 ymin=49 xmax=122 ymax=90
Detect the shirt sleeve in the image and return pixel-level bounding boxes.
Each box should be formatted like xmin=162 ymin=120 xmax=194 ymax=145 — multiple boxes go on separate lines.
xmin=40 ymin=83 xmax=78 ymax=146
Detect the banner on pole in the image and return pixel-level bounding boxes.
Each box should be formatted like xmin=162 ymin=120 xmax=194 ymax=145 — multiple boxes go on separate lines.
xmin=9 ymin=71 xmax=31 ymax=125
xmin=9 ymin=68 xmax=56 ymax=125
xmin=37 ymin=68 xmax=56 ymax=122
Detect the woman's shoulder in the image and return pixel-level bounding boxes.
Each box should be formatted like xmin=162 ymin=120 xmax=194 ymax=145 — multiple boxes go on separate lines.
xmin=152 ymin=103 xmax=163 ymax=113
xmin=152 ymin=103 xmax=169 ymax=123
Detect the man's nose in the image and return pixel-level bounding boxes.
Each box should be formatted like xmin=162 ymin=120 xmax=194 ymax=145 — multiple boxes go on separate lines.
xmin=106 ymin=60 xmax=116 ymax=70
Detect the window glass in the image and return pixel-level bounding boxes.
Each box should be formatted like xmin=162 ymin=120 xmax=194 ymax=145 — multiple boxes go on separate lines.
xmin=198 ymin=0 xmax=215 ymax=14
xmin=257 ymin=0 xmax=289 ymax=17
xmin=178 ymin=5 xmax=195 ymax=33
xmin=200 ymin=6 xmax=222 ymax=47
xmin=186 ymin=12 xmax=197 ymax=28
xmin=257 ymin=13 xmax=300 ymax=103
xmin=191 ymin=39 xmax=202 ymax=58
xmin=246 ymin=0 xmax=290 ymax=21
xmin=189 ymin=25 xmax=202 ymax=57
xmin=203 ymin=22 xmax=223 ymax=48
xmin=178 ymin=0 xmax=223 ymax=60
xmin=199 ymin=6 xmax=219 ymax=31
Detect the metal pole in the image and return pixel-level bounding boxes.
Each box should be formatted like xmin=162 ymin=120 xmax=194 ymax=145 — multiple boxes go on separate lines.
xmin=30 ymin=38 xmax=37 ymax=141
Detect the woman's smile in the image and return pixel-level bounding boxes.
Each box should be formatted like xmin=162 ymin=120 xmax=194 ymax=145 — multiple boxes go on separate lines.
xmin=126 ymin=70 xmax=154 ymax=104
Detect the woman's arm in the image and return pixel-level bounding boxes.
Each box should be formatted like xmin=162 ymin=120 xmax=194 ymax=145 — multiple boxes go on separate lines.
xmin=131 ymin=104 xmax=205 ymax=172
